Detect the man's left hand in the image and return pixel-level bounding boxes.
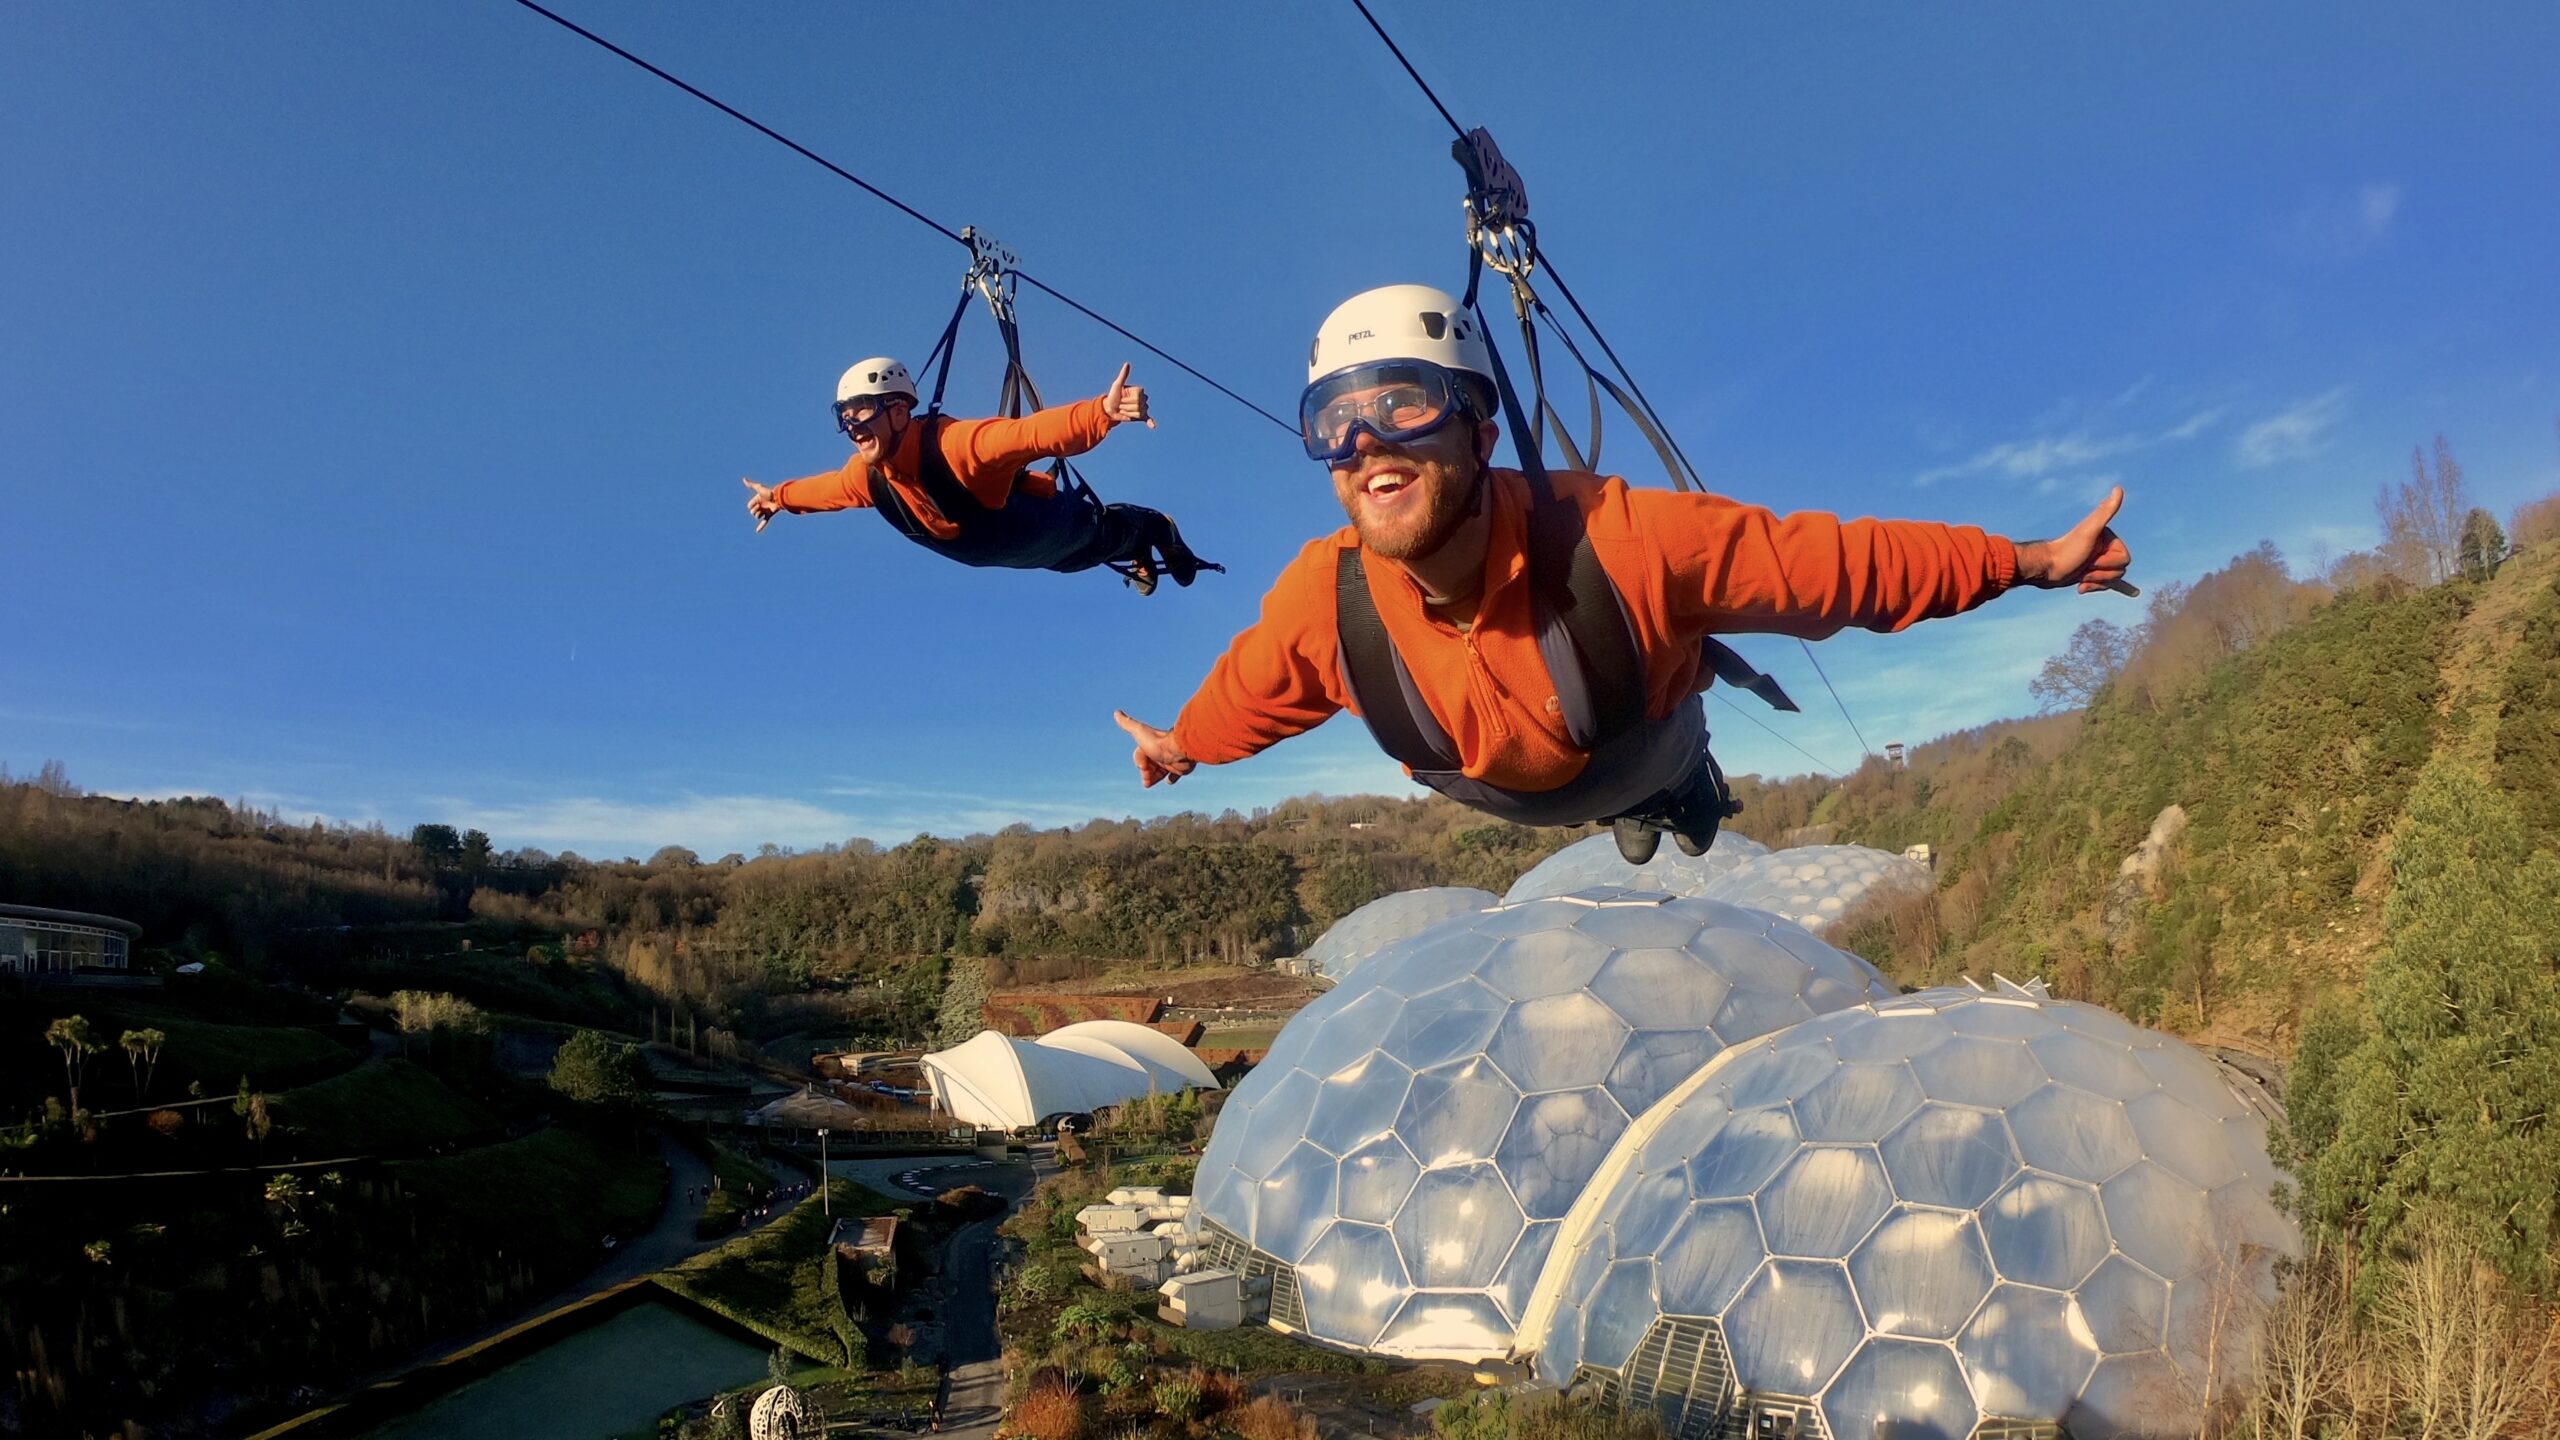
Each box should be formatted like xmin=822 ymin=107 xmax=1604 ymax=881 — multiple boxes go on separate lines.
xmin=1101 ymin=363 xmax=1154 ymax=428
xmin=2016 ymin=486 xmax=2138 ymax=596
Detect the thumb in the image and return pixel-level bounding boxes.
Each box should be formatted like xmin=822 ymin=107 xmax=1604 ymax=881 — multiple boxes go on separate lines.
xmin=1110 ymin=362 xmax=1133 ymax=394
xmin=2078 ymin=485 xmax=2125 ymax=537
xmin=1112 ymin=709 xmax=1146 ymax=739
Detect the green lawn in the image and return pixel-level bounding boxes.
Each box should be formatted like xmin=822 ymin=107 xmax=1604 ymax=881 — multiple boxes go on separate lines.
xmin=389 ymin=1126 xmax=665 ymax=1255
xmin=657 ymin=1178 xmax=901 ymax=1366
xmin=267 ymin=1058 xmax=502 ymax=1155
xmin=17 ymin=995 xmax=357 ymax=1105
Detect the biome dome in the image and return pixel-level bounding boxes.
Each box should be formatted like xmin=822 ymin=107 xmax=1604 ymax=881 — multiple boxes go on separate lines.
xmin=1703 ymin=844 xmax=1929 ymax=933
xmin=1503 ymin=830 xmax=1770 ymax=904
xmin=1302 ymin=886 xmax=1499 ymax=982
xmin=1191 ymin=889 xmax=1894 ymax=1360
xmin=1521 ymin=980 xmax=2296 ymax=1440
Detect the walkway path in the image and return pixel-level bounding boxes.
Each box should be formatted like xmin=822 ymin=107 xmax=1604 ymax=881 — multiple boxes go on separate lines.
xmin=830 ymin=1148 xmax=1050 ymax=1440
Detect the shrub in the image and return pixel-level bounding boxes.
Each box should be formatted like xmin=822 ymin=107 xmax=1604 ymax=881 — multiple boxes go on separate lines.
xmin=1434 ymin=1390 xmax=1512 ymax=1440
xmin=1016 ymin=1264 xmax=1071 ymax=1303
xmin=1193 ymin=1367 xmax=1246 ymax=1415
xmin=1227 ymin=1396 xmax=1318 ymax=1440
xmin=1012 ymin=1380 xmax=1087 ymax=1440
xmin=1055 ymin=1301 xmax=1120 ymax=1344
xmin=1149 ymin=1378 xmax=1202 ymax=1421
xmin=1510 ymin=1393 xmax=1668 ymax=1440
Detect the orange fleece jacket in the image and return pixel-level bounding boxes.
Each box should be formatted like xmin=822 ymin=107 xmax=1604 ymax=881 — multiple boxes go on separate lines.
xmin=1170 ymin=469 xmax=2020 ymax=794
xmin=773 ymin=397 xmax=1115 ymax=539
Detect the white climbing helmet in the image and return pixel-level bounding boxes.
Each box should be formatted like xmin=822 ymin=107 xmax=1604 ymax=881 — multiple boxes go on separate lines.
xmin=835 ymin=357 xmax=918 ymax=406
xmin=1304 ymin=284 xmax=1495 ymax=387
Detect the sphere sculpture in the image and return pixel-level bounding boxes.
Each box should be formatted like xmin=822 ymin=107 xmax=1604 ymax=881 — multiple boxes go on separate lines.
xmin=1303 ymin=886 xmax=1500 ymax=982
xmin=1703 ymin=844 xmax=1929 ymax=933
xmin=749 ymin=1383 xmax=820 ymax=1440
xmin=1521 ymin=980 xmax=2296 ymax=1440
xmin=1191 ymin=889 xmax=1894 ymax=1361
xmin=1503 ymin=830 xmax=1770 ymax=905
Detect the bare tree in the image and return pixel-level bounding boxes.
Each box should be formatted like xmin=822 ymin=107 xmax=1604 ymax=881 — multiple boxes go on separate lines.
xmin=2379 ymin=435 xmax=2472 ymax=584
xmin=2030 ymin=617 xmax=2139 ymax=712
xmin=2373 ymin=1216 xmax=2557 ymax=1440
xmin=2248 ymin=1247 xmax=2355 ymax=1440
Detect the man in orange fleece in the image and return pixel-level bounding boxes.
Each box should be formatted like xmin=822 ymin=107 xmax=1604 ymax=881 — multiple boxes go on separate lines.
xmin=744 ymin=356 xmax=1212 ymax=593
xmin=1112 ymin=285 xmax=2133 ymax=860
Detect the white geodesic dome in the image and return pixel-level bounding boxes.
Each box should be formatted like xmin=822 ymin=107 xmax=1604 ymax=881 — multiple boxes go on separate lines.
xmin=1502 ymin=831 xmax=1770 ymax=905
xmin=1302 ymin=886 xmax=1500 ymax=982
xmin=1703 ymin=844 xmax=1929 ymax=933
xmin=1191 ymin=889 xmax=1895 ymax=1361
xmin=1521 ymin=981 xmax=2297 ymax=1440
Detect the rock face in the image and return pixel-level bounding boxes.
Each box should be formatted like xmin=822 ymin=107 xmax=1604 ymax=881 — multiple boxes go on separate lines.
xmin=2105 ymin=804 xmax=2189 ymax=945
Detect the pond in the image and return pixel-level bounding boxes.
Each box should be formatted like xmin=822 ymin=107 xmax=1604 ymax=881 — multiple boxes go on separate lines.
xmin=366 ymin=1298 xmax=769 ymax=1440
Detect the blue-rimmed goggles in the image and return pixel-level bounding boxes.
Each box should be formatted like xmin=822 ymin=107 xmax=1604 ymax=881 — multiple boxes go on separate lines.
xmin=1299 ymin=361 xmax=1470 ymax=464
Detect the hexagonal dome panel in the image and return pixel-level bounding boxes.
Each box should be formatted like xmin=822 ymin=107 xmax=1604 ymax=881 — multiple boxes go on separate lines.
xmin=1702 ymin=844 xmax=1931 ymax=933
xmin=1522 ymin=980 xmax=2299 ymax=1439
xmin=1503 ymin=830 xmax=1770 ymax=904
xmin=1192 ymin=890 xmax=1893 ymax=1359
xmin=1302 ymin=886 xmax=1499 ymax=982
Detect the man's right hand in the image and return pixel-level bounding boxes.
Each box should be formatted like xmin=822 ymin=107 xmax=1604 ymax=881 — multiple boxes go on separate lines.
xmin=742 ymin=477 xmax=783 ymax=532
xmin=1113 ymin=710 xmax=1196 ymax=787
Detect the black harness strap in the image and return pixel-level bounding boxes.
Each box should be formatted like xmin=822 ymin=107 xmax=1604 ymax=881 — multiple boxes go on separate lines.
xmin=1334 ymin=550 xmax=1449 ymax=772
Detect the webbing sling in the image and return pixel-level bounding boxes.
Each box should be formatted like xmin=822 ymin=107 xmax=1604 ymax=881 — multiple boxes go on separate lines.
xmin=1333 ymin=501 xmax=1647 ymax=773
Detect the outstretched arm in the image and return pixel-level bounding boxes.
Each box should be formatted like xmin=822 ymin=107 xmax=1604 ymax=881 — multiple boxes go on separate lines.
xmin=745 ymin=460 xmax=876 ymax=527
xmin=942 ymin=365 xmax=1151 ymax=507
xmin=1114 ymin=542 xmax=1348 ymax=785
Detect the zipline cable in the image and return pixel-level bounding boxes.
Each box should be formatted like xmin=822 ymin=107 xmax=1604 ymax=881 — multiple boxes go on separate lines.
xmin=1712 ymin=697 xmax=1847 ymax=778
xmin=508 ymin=0 xmax=1296 ymax=435
xmin=1354 ymin=0 xmax=1883 ymax=766
xmin=1794 ymin=642 xmax=1875 ymax=761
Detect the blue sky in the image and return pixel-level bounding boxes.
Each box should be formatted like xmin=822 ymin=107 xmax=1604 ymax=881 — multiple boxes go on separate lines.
xmin=5 ymin=2 xmax=2555 ymax=859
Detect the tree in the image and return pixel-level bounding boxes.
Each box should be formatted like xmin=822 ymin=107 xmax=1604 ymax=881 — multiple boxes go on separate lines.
xmin=2029 ymin=617 xmax=2138 ymax=712
xmin=43 ymin=1015 xmax=97 ymax=1112
xmin=409 ymin=823 xmax=462 ymax=866
xmin=2512 ymin=489 xmax=2560 ymax=552
xmin=547 ymin=1028 xmax=652 ymax=1106
xmin=2297 ymin=761 xmax=2560 ymax=1292
xmin=2456 ymin=507 xmax=2507 ymax=582
xmin=2378 ymin=434 xmax=2471 ymax=584
xmin=460 ymin=827 xmax=493 ymax=871
xmin=120 ymin=1026 xmax=166 ymax=1103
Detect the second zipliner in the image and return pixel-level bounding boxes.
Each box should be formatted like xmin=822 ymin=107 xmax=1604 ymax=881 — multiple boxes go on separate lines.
xmin=743 ymin=231 xmax=1220 ymax=597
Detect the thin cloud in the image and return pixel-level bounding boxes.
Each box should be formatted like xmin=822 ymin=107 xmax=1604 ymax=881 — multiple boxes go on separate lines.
xmin=2161 ymin=408 xmax=2228 ymax=442
xmin=1916 ymin=432 xmax=2142 ymax=487
xmin=2283 ymin=181 xmax=2402 ymax=261
xmin=1914 ymin=384 xmax=2231 ymax=489
xmin=440 ymin=792 xmax=870 ymax=857
xmin=2234 ymin=387 xmax=2350 ymax=468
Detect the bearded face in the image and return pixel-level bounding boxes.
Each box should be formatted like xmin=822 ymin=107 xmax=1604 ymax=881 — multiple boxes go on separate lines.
xmin=1327 ymin=412 xmax=1495 ymax=562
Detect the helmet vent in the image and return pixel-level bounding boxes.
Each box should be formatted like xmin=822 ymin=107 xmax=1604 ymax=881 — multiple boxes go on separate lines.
xmin=1421 ymin=311 xmax=1448 ymax=340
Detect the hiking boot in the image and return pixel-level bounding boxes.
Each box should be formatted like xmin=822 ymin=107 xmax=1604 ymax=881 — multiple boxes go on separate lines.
xmin=1662 ymin=759 xmax=1742 ymax=857
xmin=1613 ymin=817 xmax=1663 ymax=865
xmin=1153 ymin=516 xmax=1220 ymax=588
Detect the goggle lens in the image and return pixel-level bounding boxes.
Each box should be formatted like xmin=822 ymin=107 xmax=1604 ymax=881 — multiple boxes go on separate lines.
xmin=1300 ymin=363 xmax=1461 ymax=462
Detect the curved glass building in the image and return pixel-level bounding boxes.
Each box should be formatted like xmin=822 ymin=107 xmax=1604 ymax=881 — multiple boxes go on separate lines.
xmin=1191 ymin=889 xmax=1894 ymax=1360
xmin=1303 ymin=886 xmax=1499 ymax=982
xmin=1503 ymin=831 xmax=1771 ymax=905
xmin=1520 ymin=980 xmax=2295 ymax=1440
xmin=1703 ymin=845 xmax=1929 ymax=934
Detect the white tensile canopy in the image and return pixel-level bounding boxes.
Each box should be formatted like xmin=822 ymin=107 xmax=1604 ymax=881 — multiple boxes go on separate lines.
xmin=920 ymin=1024 xmax=1220 ymax=1131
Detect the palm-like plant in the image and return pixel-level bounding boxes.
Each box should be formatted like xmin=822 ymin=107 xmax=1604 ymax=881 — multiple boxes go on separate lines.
xmin=42 ymin=1016 xmax=97 ymax=1113
xmin=120 ymin=1027 xmax=167 ymax=1102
